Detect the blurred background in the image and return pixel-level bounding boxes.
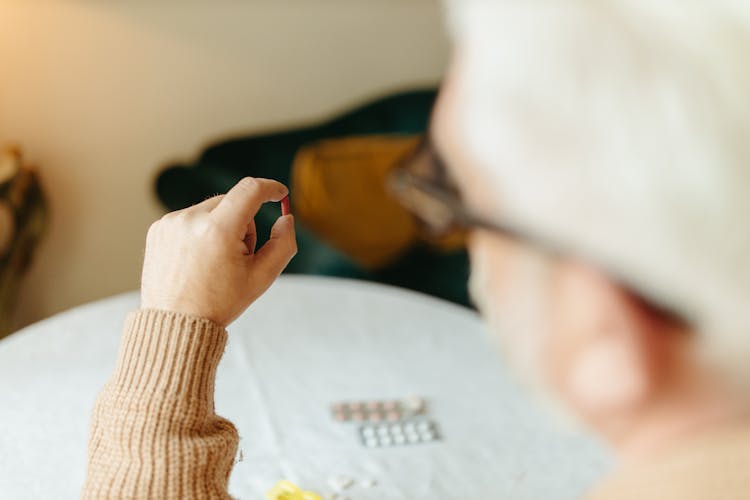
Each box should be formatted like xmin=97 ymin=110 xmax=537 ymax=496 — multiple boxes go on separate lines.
xmin=0 ymin=0 xmax=462 ymax=335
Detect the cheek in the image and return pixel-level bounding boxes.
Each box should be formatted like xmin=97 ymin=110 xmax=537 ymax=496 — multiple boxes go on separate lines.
xmin=468 ymin=231 xmax=517 ymax=304
xmin=469 ymin=232 xmax=556 ymax=384
xmin=545 ymin=267 xmax=593 ymax=379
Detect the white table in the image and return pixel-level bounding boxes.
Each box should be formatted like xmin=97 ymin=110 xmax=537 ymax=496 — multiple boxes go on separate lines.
xmin=0 ymin=276 xmax=609 ymax=499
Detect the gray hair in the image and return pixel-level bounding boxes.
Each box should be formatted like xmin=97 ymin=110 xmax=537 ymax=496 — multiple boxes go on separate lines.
xmin=444 ymin=0 xmax=750 ymax=385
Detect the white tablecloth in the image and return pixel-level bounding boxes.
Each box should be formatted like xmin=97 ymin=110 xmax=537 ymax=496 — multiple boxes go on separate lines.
xmin=0 ymin=276 xmax=609 ymax=499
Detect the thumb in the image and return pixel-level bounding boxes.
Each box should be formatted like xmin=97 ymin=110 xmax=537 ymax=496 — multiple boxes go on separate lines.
xmin=253 ymin=215 xmax=297 ymax=280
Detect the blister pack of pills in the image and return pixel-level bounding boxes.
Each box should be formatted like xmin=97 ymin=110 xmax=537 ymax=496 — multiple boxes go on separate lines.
xmin=330 ymin=396 xmax=426 ymax=423
xmin=359 ymin=419 xmax=441 ymax=448
xmin=330 ymin=396 xmax=441 ymax=448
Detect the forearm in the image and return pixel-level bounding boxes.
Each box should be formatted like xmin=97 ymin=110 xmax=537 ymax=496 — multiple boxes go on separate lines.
xmin=82 ymin=310 xmax=238 ymax=499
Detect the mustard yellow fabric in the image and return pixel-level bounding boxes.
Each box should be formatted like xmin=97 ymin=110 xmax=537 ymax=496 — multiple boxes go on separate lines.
xmin=291 ymin=136 xmax=421 ymax=268
xmin=291 ymin=135 xmax=466 ymax=269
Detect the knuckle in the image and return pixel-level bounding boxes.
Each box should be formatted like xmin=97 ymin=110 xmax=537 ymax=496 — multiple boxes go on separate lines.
xmin=146 ymin=220 xmax=161 ymax=237
xmin=197 ymin=218 xmax=220 ymax=237
xmin=236 ymin=177 xmax=260 ymax=194
xmin=160 ymin=210 xmax=182 ymax=223
xmin=207 ymin=194 xmax=224 ymax=205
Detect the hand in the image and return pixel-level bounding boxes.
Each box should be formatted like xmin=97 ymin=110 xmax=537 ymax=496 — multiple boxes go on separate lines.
xmin=140 ymin=177 xmax=297 ymax=327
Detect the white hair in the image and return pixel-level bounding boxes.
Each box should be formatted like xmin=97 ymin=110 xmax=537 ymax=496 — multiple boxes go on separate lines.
xmin=444 ymin=1 xmax=750 ymax=385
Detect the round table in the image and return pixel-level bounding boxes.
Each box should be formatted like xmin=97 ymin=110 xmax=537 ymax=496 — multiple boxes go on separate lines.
xmin=0 ymin=276 xmax=609 ymax=499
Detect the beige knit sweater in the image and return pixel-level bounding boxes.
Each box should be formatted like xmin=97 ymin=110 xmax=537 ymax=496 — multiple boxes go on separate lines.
xmin=82 ymin=310 xmax=238 ymax=499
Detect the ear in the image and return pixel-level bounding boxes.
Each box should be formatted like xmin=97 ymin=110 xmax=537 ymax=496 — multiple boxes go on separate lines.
xmin=546 ymin=262 xmax=676 ymax=425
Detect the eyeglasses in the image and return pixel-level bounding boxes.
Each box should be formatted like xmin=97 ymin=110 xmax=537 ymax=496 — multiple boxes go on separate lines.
xmin=387 ymin=136 xmax=688 ymax=325
xmin=387 ymin=137 xmax=565 ymax=255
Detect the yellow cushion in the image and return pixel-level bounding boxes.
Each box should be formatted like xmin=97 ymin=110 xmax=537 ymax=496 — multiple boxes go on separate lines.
xmin=292 ymin=136 xmax=421 ymax=268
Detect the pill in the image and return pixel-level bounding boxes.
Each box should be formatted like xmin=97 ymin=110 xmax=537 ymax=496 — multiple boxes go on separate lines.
xmin=281 ymin=195 xmax=291 ymax=216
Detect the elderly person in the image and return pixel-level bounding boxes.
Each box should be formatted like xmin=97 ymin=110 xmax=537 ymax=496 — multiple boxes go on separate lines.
xmin=83 ymin=1 xmax=750 ymax=499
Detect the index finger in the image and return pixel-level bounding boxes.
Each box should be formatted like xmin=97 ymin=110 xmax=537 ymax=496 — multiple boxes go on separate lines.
xmin=211 ymin=177 xmax=288 ymax=235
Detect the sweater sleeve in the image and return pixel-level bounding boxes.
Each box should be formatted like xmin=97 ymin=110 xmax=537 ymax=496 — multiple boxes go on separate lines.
xmin=82 ymin=309 xmax=239 ymax=499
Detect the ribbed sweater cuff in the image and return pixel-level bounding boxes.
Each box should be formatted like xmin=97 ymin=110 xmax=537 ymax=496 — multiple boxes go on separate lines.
xmin=107 ymin=309 xmax=228 ymax=404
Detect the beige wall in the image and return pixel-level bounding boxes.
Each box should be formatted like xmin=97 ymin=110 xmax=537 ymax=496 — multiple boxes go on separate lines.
xmin=0 ymin=0 xmax=449 ymax=330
